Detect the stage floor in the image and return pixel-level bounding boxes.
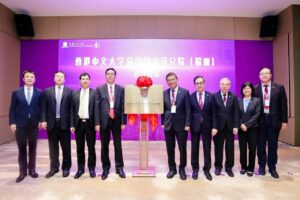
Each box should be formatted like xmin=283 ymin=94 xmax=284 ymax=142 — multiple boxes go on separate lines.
xmin=0 ymin=140 xmax=299 ymax=200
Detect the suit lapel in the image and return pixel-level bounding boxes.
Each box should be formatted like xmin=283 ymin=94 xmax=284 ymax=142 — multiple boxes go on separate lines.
xmin=203 ymin=92 xmax=210 ymax=110
xmin=76 ymin=89 xmax=80 ymax=105
xmin=239 ymin=99 xmax=245 ymax=114
xmin=270 ymin=82 xmax=275 ymax=106
xmin=165 ymin=89 xmax=171 ymax=106
xmin=257 ymin=83 xmax=263 ymax=99
xmin=114 ymin=85 xmax=119 ymax=107
xmin=88 ymin=89 xmax=93 ymax=113
xmin=104 ymin=85 xmax=110 ymax=104
xmin=51 ymin=87 xmax=56 ymax=103
xmin=20 ymin=87 xmax=27 ymax=104
xmin=226 ymin=92 xmax=232 ymax=108
xmin=60 ymin=86 xmax=66 ymax=102
xmin=194 ymin=92 xmax=201 ymax=110
xmin=175 ymin=87 xmax=181 ymax=106
xmin=217 ymin=92 xmax=225 ymax=108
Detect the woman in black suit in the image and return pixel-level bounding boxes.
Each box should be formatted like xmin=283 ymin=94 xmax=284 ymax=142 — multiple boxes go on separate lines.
xmin=238 ymin=82 xmax=261 ymax=177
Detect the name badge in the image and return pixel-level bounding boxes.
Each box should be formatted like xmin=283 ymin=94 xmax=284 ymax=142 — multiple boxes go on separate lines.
xmin=264 ymin=99 xmax=270 ymax=106
xmin=110 ymin=101 xmax=114 ymax=108
xmin=171 ymin=105 xmax=176 ymax=113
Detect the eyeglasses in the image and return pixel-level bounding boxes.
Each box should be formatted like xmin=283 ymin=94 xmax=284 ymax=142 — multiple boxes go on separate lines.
xmin=259 ymin=72 xmax=270 ymax=75
xmin=195 ymin=82 xmax=204 ymax=85
xmin=167 ymin=78 xmax=176 ymax=82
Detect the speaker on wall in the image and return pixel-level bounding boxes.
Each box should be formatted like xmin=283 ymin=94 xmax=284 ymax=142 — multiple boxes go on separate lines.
xmin=14 ymin=14 xmax=35 ymax=37
xmin=260 ymin=15 xmax=278 ymax=37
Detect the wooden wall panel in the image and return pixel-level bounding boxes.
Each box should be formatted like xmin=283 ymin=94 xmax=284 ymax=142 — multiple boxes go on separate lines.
xmin=30 ymin=16 xmax=264 ymax=40
xmin=0 ymin=4 xmax=19 ymax=144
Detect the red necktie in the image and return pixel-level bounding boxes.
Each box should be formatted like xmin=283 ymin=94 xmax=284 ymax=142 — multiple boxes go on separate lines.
xmin=264 ymin=85 xmax=269 ymax=110
xmin=109 ymin=86 xmax=115 ymax=119
xmin=223 ymin=93 xmax=227 ymax=106
xmin=171 ymin=89 xmax=175 ymax=105
xmin=199 ymin=93 xmax=203 ymax=110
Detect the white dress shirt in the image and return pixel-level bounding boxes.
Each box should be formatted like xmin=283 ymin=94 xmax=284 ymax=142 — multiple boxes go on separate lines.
xmin=78 ymin=88 xmax=90 ymax=119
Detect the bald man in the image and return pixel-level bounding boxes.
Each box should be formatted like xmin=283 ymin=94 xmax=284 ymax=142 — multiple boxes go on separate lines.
xmin=212 ymin=78 xmax=239 ymax=177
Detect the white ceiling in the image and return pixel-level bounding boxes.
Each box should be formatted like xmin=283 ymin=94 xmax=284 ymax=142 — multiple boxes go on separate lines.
xmin=1 ymin=0 xmax=300 ymax=17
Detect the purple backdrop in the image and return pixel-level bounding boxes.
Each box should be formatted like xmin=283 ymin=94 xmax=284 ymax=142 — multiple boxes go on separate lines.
xmin=58 ymin=39 xmax=236 ymax=92
xmin=235 ymin=40 xmax=274 ymax=93
xmin=20 ymin=39 xmax=273 ymax=140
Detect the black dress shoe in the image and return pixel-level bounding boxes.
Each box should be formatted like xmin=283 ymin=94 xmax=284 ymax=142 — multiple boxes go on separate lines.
xmin=89 ymin=169 xmax=96 ymax=178
xmin=247 ymin=171 xmax=254 ymax=177
xmin=116 ymin=169 xmax=126 ymax=178
xmin=16 ymin=172 xmax=27 ymax=183
xmin=101 ymin=170 xmax=109 ymax=180
xmin=45 ymin=169 xmax=59 ymax=178
xmin=166 ymin=170 xmax=177 ymax=179
xmin=62 ymin=170 xmax=70 ymax=177
xmin=258 ymin=167 xmax=266 ymax=176
xmin=240 ymin=169 xmax=247 ymax=175
xmin=204 ymin=171 xmax=212 ymax=181
xmin=192 ymin=170 xmax=198 ymax=180
xmin=269 ymin=169 xmax=279 ymax=179
xmin=214 ymin=168 xmax=221 ymax=176
xmin=74 ymin=170 xmax=84 ymax=179
xmin=29 ymin=169 xmax=39 ymax=178
xmin=225 ymin=169 xmax=234 ymax=177
xmin=179 ymin=170 xmax=187 ymax=180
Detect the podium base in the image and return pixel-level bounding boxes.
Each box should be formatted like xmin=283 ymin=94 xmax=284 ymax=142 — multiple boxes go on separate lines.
xmin=133 ymin=166 xmax=156 ymax=177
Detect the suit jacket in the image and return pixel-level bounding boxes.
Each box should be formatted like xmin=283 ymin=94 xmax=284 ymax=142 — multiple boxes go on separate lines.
xmin=238 ymin=97 xmax=261 ymax=128
xmin=190 ymin=91 xmax=213 ymax=133
xmin=161 ymin=87 xmax=191 ymax=132
xmin=95 ymin=84 xmax=126 ymax=130
xmin=70 ymin=88 xmax=96 ymax=129
xmin=9 ymin=87 xmax=43 ymax=127
xmin=212 ymin=91 xmax=239 ymax=130
xmin=254 ymin=82 xmax=288 ymax=129
xmin=41 ymin=86 xmax=73 ymax=131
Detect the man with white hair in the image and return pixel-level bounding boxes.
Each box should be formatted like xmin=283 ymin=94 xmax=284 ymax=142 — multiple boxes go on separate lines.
xmin=212 ymin=77 xmax=239 ymax=177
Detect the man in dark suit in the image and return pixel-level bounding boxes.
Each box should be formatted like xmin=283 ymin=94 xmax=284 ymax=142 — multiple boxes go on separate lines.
xmin=190 ymin=76 xmax=213 ymax=181
xmin=161 ymin=72 xmax=190 ymax=180
xmin=41 ymin=71 xmax=73 ymax=178
xmin=254 ymin=67 xmax=288 ymax=178
xmin=95 ymin=68 xmax=127 ymax=180
xmin=212 ymin=77 xmax=239 ymax=177
xmin=70 ymin=72 xmax=96 ymax=179
xmin=9 ymin=70 xmax=43 ymax=183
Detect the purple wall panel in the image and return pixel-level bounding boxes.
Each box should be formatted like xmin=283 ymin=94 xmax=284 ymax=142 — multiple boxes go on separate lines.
xmin=20 ymin=39 xmax=273 ymax=140
xmin=235 ymin=40 xmax=273 ymax=97
xmin=21 ymin=40 xmax=59 ymax=139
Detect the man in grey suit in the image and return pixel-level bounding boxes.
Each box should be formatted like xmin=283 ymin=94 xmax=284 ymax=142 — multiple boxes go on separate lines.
xmin=9 ymin=70 xmax=43 ymax=183
xmin=95 ymin=68 xmax=127 ymax=180
xmin=70 ymin=72 xmax=96 ymax=179
xmin=161 ymin=72 xmax=191 ymax=180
